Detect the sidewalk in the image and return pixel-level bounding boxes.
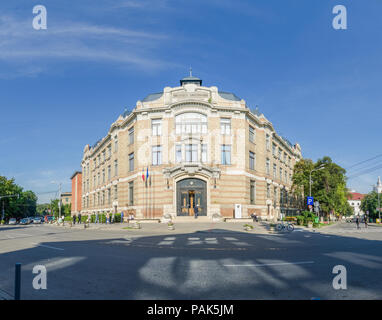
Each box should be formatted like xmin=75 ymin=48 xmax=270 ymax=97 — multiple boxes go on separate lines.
xmin=46 ymin=220 xmax=271 ymax=235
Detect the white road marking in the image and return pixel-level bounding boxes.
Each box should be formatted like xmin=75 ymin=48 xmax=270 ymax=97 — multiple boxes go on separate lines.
xmin=224 ymin=261 xmax=315 ymax=267
xmin=31 ymin=243 xmax=64 ymax=251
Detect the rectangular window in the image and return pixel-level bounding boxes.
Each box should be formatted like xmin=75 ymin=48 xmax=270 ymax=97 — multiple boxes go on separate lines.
xmin=266 ymin=134 xmax=270 ymax=151
xmin=152 ymin=145 xmax=162 ymax=166
xmin=102 ymin=150 xmax=106 ymax=162
xmin=185 ymin=144 xmax=198 ymax=162
xmin=273 ymin=164 xmax=277 ymax=179
xmin=280 ymin=167 xmax=283 ymax=181
xmin=250 ymin=180 xmax=256 ymax=204
xmin=129 ymin=127 xmax=134 ymax=145
xmin=249 ymin=151 xmax=255 ymax=170
xmin=107 ymin=165 xmax=111 ymax=181
xmin=97 ymin=172 xmax=100 ymax=185
xmin=114 ymin=160 xmax=118 ymax=176
xmin=274 ymin=187 xmax=277 ymax=205
xmin=108 ymin=145 xmax=111 ymax=158
xmin=114 ymin=136 xmax=118 ymax=153
xmin=129 ymin=181 xmax=134 ymax=206
xmin=266 ymin=159 xmax=270 ymax=175
xmin=129 ymin=152 xmax=134 ymax=171
xmin=221 ymin=145 xmax=231 ymax=165
xmin=220 ymin=118 xmax=231 ymax=135
xmin=98 ymin=155 xmax=101 ymax=166
xmin=267 ymin=183 xmax=271 ymax=198
xmin=152 ymin=119 xmax=162 ymax=136
xmin=201 ymin=144 xmax=207 ymax=163
xmin=114 ymin=185 xmax=118 ymax=200
xmin=102 ymin=169 xmax=105 ymax=184
xmin=249 ymin=126 xmax=255 ymax=143
xmin=108 ymin=188 xmax=111 ymax=205
xmin=272 ymin=144 xmax=276 ymax=156
xmin=175 ymin=145 xmax=182 ymax=163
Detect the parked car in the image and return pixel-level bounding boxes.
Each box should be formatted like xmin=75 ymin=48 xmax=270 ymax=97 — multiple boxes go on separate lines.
xmin=33 ymin=217 xmax=42 ymax=224
xmin=44 ymin=215 xmax=54 ymax=223
xmin=20 ymin=218 xmax=29 ymax=225
xmin=9 ymin=218 xmax=17 ymax=225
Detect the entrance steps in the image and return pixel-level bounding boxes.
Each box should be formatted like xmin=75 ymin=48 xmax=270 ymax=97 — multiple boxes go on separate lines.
xmin=172 ymin=216 xmax=214 ymax=223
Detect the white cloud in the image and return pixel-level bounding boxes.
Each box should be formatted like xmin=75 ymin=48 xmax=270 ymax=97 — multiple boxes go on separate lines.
xmin=0 ymin=14 xmax=174 ymax=76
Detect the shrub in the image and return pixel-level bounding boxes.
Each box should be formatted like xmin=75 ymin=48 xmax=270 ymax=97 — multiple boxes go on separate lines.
xmin=296 ymin=216 xmax=305 ymax=225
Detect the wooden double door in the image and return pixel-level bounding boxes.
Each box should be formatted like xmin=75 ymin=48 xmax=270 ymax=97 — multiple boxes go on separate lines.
xmin=177 ymin=178 xmax=207 ymax=216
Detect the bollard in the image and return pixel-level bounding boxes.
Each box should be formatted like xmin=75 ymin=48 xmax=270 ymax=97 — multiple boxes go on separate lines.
xmin=15 ymin=263 xmax=21 ymax=300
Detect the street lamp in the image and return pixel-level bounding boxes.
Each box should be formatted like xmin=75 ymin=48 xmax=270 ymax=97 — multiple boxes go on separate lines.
xmin=309 ymin=164 xmax=326 ymax=197
xmin=308 ymin=165 xmax=325 ymax=212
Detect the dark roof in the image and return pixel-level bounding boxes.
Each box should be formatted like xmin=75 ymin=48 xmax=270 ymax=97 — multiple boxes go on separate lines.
xmin=218 ymin=91 xmax=241 ymax=101
xmin=142 ymin=92 xmax=163 ymax=102
xmin=180 ymin=76 xmax=202 ymax=86
xmin=70 ymin=171 xmax=82 ymax=179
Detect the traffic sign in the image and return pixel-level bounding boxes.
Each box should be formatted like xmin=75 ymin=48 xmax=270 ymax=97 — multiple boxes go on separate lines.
xmin=307 ymin=196 xmax=314 ymax=206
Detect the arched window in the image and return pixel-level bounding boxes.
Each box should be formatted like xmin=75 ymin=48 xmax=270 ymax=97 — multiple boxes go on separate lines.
xmin=175 ymin=112 xmax=207 ymax=134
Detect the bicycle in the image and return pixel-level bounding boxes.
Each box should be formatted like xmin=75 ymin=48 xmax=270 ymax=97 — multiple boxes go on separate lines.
xmin=276 ymin=221 xmax=294 ymax=232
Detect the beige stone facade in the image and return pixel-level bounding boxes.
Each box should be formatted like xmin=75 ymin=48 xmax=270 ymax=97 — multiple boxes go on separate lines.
xmin=80 ymin=75 xmax=302 ymax=220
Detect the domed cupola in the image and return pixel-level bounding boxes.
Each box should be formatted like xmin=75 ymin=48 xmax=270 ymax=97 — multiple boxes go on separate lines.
xmin=180 ymin=68 xmax=202 ymax=86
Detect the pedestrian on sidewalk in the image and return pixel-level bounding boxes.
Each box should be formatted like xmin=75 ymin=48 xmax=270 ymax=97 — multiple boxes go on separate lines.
xmin=73 ymin=214 xmax=76 ymax=225
xmin=194 ymin=204 xmax=199 ymax=219
xmin=95 ymin=212 xmax=99 ymax=224
xmin=364 ymin=213 xmax=368 ymax=228
xmin=121 ymin=211 xmax=124 ymax=224
xmin=355 ymin=216 xmax=360 ymax=229
xmin=78 ymin=213 xmax=82 ymax=224
xmin=107 ymin=212 xmax=110 ymax=224
xmin=112 ymin=213 xmax=115 ymax=224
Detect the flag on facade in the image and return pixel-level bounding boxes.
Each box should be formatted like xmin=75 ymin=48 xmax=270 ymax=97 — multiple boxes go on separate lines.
xmin=142 ymin=168 xmax=145 ymax=182
xmin=145 ymin=167 xmax=149 ymax=188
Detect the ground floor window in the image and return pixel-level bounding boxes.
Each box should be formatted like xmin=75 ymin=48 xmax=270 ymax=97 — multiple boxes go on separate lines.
xmin=129 ymin=181 xmax=134 ymax=206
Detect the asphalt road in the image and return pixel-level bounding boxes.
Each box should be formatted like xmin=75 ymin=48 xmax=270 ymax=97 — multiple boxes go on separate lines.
xmin=0 ymin=221 xmax=381 ymax=300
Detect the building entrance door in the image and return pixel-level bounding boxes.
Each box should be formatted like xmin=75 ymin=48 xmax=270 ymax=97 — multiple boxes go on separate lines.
xmin=177 ymin=178 xmax=207 ymax=216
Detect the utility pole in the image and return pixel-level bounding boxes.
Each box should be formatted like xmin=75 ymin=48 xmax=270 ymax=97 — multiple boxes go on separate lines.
xmin=308 ymin=165 xmax=325 ymax=212
xmin=58 ymin=183 xmax=62 ymax=219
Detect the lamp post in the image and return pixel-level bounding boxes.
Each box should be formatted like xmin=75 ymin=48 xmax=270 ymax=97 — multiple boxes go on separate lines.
xmin=308 ymin=165 xmax=325 ymax=212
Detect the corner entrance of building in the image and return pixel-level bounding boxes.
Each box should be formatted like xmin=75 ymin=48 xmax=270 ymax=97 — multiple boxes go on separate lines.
xmin=177 ymin=178 xmax=207 ymax=216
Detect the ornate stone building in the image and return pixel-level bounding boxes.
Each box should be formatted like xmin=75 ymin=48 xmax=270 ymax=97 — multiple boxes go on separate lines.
xmin=79 ymin=74 xmax=302 ymax=220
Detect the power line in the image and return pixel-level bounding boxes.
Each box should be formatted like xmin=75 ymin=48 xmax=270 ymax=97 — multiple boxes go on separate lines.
xmin=347 ymin=163 xmax=382 ymax=180
xmin=346 ymin=154 xmax=382 ymax=170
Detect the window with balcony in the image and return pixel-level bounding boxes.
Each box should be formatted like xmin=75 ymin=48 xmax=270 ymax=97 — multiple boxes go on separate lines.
xmin=185 ymin=144 xmax=198 ymax=162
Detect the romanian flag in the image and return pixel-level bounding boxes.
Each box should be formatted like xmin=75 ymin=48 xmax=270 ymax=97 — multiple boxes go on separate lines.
xmin=142 ymin=168 xmax=145 ymax=182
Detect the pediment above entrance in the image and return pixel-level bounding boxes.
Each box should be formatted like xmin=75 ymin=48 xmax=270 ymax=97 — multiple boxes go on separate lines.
xmin=163 ymin=164 xmax=220 ymax=179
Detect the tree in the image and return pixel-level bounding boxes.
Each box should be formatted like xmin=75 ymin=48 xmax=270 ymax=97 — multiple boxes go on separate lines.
xmin=361 ymin=192 xmax=380 ymax=219
xmin=292 ymin=156 xmax=349 ymax=218
xmin=0 ymin=176 xmax=37 ymax=219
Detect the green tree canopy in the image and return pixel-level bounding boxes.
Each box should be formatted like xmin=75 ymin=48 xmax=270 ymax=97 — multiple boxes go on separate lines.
xmin=0 ymin=176 xmax=37 ymax=220
xmin=292 ymin=156 xmax=350 ymax=217
xmin=361 ymin=191 xmax=381 ymax=219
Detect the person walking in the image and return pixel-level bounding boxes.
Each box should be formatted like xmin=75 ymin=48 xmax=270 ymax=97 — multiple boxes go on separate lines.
xmin=355 ymin=215 xmax=360 ymax=229
xmin=364 ymin=213 xmax=368 ymax=228
xmin=107 ymin=212 xmax=110 ymax=224
xmin=194 ymin=204 xmax=199 ymax=219
xmin=73 ymin=214 xmax=76 ymax=225
xmin=78 ymin=213 xmax=82 ymax=224
xmin=95 ymin=212 xmax=99 ymax=224
xmin=121 ymin=211 xmax=124 ymax=224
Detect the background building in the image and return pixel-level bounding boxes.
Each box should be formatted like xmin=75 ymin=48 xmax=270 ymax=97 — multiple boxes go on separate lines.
xmin=71 ymin=171 xmax=82 ymax=215
xmin=347 ymin=192 xmax=365 ymax=217
xmin=79 ymin=75 xmax=302 ymax=220
xmin=60 ymin=192 xmax=72 ymax=206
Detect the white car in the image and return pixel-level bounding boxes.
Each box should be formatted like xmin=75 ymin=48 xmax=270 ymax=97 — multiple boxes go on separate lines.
xmin=9 ymin=218 xmax=17 ymax=225
xmin=33 ymin=218 xmax=42 ymax=224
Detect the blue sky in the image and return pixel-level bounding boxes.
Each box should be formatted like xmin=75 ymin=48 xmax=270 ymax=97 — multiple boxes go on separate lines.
xmin=0 ymin=0 xmax=381 ymax=203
